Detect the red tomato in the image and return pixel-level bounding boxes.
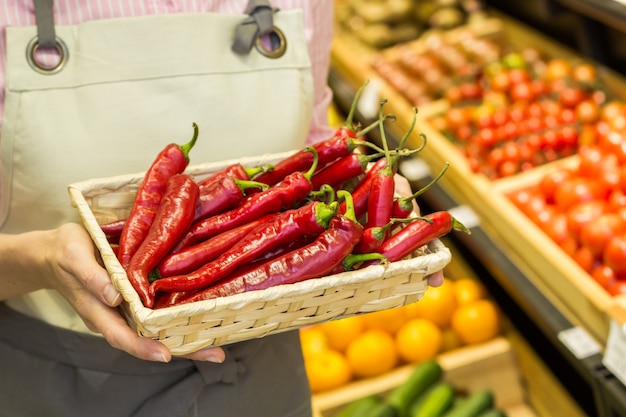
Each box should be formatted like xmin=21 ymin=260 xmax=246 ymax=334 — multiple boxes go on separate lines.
xmin=608 ymin=279 xmax=626 ymax=296
xmin=509 ymin=188 xmax=546 ymax=216
xmin=559 ymin=86 xmax=586 ymax=108
xmin=566 ymin=200 xmax=607 ymax=239
xmin=604 ymin=234 xmax=626 ymax=275
xmin=580 ymin=213 xmax=626 ymax=257
xmin=554 ymin=177 xmax=607 ymax=211
xmin=597 ymin=130 xmax=626 ymax=164
xmin=539 ymin=168 xmax=574 ymax=204
xmin=591 ymin=264 xmax=616 ymax=291
xmin=509 ymin=81 xmax=535 ymax=103
xmin=577 ymin=145 xmax=618 ymax=178
xmin=536 ymin=210 xmax=570 ymax=245
xmin=507 ymin=68 xmax=531 ymax=84
xmin=574 ymin=245 xmax=597 ymax=273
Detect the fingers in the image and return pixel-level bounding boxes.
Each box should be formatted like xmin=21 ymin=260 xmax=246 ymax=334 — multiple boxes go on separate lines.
xmin=182 ymin=347 xmax=226 ymax=363
xmin=427 ymin=270 xmax=445 ymax=287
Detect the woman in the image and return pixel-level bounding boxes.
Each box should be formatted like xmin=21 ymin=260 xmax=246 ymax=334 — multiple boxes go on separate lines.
xmin=0 ymin=2 xmax=442 ymax=416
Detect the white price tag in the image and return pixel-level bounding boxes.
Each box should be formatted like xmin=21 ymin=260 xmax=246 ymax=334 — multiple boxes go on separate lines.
xmin=558 ymin=326 xmax=602 ymax=360
xmin=603 ymin=320 xmax=626 ymax=386
xmin=448 ymin=205 xmax=480 ymax=230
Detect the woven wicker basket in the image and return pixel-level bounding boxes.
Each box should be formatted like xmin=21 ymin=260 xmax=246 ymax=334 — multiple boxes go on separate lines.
xmin=68 ymin=151 xmax=452 ymax=355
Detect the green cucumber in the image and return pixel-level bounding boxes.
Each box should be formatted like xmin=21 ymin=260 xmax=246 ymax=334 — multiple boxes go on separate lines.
xmin=412 ymin=382 xmax=456 ymax=417
xmin=386 ymin=360 xmax=443 ymax=417
xmin=476 ymin=409 xmax=507 ymax=417
xmin=442 ymin=389 xmax=494 ymax=417
xmin=335 ymin=395 xmax=381 ymax=417
xmin=363 ymin=402 xmax=397 ymax=417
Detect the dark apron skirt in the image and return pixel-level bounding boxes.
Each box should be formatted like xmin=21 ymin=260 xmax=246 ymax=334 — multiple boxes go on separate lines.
xmin=0 ymin=303 xmax=312 ymax=417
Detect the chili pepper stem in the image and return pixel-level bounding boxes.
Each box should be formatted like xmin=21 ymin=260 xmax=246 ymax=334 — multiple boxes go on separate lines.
xmin=337 ymin=190 xmax=357 ymax=223
xmin=341 ymin=80 xmax=369 ymax=133
xmin=234 ymin=178 xmax=269 ymax=193
xmin=302 ymin=146 xmax=319 ymax=181
xmin=452 ymin=216 xmax=472 ymax=235
xmin=180 ymin=123 xmax=199 ymax=161
xmin=342 ymin=253 xmax=389 ymax=271
xmin=400 ymin=162 xmax=450 ymax=205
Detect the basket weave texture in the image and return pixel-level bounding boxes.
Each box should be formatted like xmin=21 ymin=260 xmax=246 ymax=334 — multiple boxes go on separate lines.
xmin=68 ymin=151 xmax=452 ymax=355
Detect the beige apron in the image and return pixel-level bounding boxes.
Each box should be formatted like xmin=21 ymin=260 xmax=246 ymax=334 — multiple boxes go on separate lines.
xmin=1 ymin=8 xmax=312 ymax=332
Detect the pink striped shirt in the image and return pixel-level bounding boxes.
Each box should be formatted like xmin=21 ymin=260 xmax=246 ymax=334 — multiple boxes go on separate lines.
xmin=0 ymin=0 xmax=334 ymax=143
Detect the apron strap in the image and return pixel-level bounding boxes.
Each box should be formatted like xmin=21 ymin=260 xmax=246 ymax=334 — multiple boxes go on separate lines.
xmin=232 ymin=0 xmax=280 ymax=55
xmin=33 ymin=0 xmax=56 ymax=49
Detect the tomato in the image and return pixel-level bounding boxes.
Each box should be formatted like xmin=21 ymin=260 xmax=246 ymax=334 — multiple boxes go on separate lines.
xmin=509 ymin=81 xmax=535 ymax=103
xmin=445 ymin=107 xmax=471 ymax=131
xmin=535 ymin=209 xmax=570 ymax=245
xmin=539 ymin=168 xmax=574 ymax=204
xmin=489 ymin=71 xmax=510 ymax=92
xmin=597 ymin=130 xmax=626 ymax=163
xmin=572 ymin=63 xmax=598 ymax=84
xmin=507 ymin=67 xmax=531 ymax=85
xmin=554 ymin=176 xmax=607 ymax=211
xmin=575 ymin=99 xmax=600 ymax=124
xmin=574 ymin=245 xmax=597 ymax=273
xmin=604 ymin=234 xmax=626 ymax=275
xmin=559 ymin=86 xmax=586 ymax=109
xmin=566 ymin=200 xmax=607 ymax=239
xmin=608 ymin=279 xmax=626 ymax=295
xmin=600 ymin=100 xmax=625 ymax=122
xmin=580 ymin=213 xmax=626 ymax=257
xmin=591 ymin=264 xmax=616 ymax=291
xmin=545 ymin=58 xmax=572 ymax=81
xmin=509 ymin=188 xmax=546 ymax=217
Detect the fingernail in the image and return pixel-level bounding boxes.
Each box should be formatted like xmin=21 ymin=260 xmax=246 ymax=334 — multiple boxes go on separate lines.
xmin=204 ymin=353 xmax=224 ymax=364
xmin=104 ymin=284 xmax=121 ymax=306
xmin=151 ymin=351 xmax=170 ymax=363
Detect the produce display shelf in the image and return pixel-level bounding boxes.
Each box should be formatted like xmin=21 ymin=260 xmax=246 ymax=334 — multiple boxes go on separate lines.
xmin=328 ymin=65 xmax=626 ymax=417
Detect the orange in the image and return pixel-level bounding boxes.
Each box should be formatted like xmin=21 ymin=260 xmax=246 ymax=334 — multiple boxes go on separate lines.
xmin=346 ymin=329 xmax=399 ymax=378
xmin=453 ymin=278 xmax=486 ymax=306
xmin=440 ymin=327 xmax=463 ymax=352
xmin=451 ymin=299 xmax=501 ymax=345
xmin=395 ymin=318 xmax=442 ymax=363
xmin=318 ymin=315 xmax=365 ymax=353
xmin=299 ymin=326 xmax=328 ymax=359
xmin=305 ymin=349 xmax=352 ymax=393
xmin=403 ymin=279 xmax=457 ymax=328
xmin=361 ymin=307 xmax=408 ymax=335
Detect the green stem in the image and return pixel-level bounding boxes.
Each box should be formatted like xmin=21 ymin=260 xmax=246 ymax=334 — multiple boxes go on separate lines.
xmin=303 ymin=146 xmax=319 ymax=181
xmin=342 ymin=80 xmax=370 ymax=132
xmin=337 ymin=190 xmax=357 ymax=223
xmin=180 ymin=122 xmax=199 ymax=161
xmin=234 ymin=178 xmax=269 ymax=193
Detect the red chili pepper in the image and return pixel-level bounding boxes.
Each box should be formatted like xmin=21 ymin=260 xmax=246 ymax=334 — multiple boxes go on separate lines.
xmin=175 ymin=147 xmax=319 ymax=249
xmin=365 ymin=211 xmax=470 ymax=266
xmin=311 ymin=152 xmax=383 ymax=190
xmin=99 ymin=219 xmax=126 ymax=244
xmin=117 ymin=123 xmax=198 ymax=268
xmin=365 ymin=100 xmax=397 ymax=231
xmin=177 ymin=211 xmax=363 ymax=303
xmin=338 ymin=157 xmax=390 ymax=219
xmin=150 ymin=199 xmax=336 ymax=296
xmin=126 ymin=174 xmax=199 ymax=308
xmin=195 ymin=176 xmax=267 ymax=222
xmin=392 ymin=163 xmax=449 ymax=219
xmin=154 ymin=213 xmax=277 ymax=278
xmin=196 ymin=162 xmax=271 ymax=190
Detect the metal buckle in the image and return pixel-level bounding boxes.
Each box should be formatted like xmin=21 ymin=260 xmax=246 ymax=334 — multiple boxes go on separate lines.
xmin=254 ymin=26 xmax=287 ymax=59
xmin=26 ymin=36 xmax=69 ymax=75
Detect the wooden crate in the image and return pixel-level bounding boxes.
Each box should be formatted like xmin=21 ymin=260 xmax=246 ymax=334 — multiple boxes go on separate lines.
xmin=311 ymin=337 xmax=535 ymax=417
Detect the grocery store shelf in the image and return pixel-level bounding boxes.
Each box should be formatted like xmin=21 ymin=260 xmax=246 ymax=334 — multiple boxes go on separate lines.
xmin=328 ymin=68 xmax=626 ymax=417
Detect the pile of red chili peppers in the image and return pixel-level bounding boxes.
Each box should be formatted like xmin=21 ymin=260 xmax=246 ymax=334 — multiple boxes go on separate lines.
xmin=103 ymin=95 xmax=469 ymax=309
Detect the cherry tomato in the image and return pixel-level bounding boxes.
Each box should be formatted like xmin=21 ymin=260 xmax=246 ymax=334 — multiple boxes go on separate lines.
xmin=566 ymin=200 xmax=607 ymax=239
xmin=607 ymin=279 xmax=626 ymax=296
xmin=572 ymin=63 xmax=598 ymax=84
xmin=600 ymin=100 xmax=625 ymax=122
xmin=540 ymin=168 xmax=574 ymax=204
xmin=509 ymin=188 xmax=546 ymax=217
xmin=554 ymin=176 xmax=607 ymax=211
xmin=575 ymin=99 xmax=600 ymax=124
xmin=580 ymin=213 xmax=626 ymax=257
xmin=591 ymin=264 xmax=616 ymax=291
xmin=510 ymin=81 xmax=535 ymax=103
xmin=604 ymin=234 xmax=626 ymax=275
xmin=545 ymin=58 xmax=572 ymax=81
xmin=574 ymin=245 xmax=597 ymax=273
xmin=534 ymin=208 xmax=570 ymax=245
xmin=559 ymin=86 xmax=586 ymax=109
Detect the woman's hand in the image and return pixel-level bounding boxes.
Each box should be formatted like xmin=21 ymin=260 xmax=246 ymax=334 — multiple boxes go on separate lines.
xmin=0 ymin=223 xmax=225 ymax=363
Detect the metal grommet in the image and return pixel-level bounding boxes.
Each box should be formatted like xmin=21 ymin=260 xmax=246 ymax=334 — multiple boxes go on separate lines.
xmin=254 ymin=26 xmax=287 ymax=59
xmin=26 ymin=36 xmax=69 ymax=75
